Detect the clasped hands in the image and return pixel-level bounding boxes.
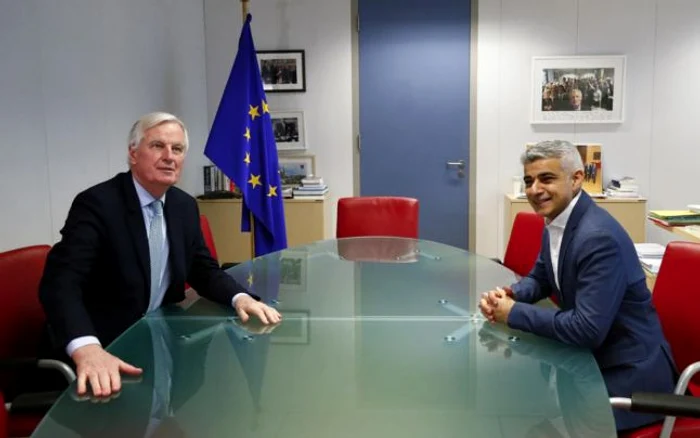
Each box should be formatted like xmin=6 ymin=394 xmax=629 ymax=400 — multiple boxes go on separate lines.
xmin=478 ymin=285 xmax=516 ymax=324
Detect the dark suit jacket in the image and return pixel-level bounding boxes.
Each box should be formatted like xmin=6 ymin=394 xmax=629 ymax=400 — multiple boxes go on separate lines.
xmin=508 ymin=191 xmax=676 ymax=430
xmin=39 ymin=171 xmax=247 ymax=353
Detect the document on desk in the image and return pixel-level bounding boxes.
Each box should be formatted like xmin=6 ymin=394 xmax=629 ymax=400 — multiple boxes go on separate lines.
xmin=634 ymin=243 xmax=665 ymax=258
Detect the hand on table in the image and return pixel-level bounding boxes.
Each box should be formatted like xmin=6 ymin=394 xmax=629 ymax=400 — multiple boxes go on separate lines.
xmin=71 ymin=344 xmax=142 ymax=398
xmin=234 ymin=294 xmax=282 ymax=325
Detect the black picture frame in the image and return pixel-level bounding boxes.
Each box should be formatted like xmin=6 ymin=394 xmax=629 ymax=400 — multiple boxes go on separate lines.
xmin=256 ymin=50 xmax=306 ymax=93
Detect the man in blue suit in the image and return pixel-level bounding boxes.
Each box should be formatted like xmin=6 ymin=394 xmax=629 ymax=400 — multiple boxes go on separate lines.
xmin=479 ymin=140 xmax=676 ymax=431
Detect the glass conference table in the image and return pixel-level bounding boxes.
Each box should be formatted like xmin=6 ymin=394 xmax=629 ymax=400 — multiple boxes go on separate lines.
xmin=32 ymin=238 xmax=616 ymax=437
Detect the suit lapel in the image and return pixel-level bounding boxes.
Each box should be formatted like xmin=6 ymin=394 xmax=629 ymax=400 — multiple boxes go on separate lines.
xmin=122 ymin=172 xmax=150 ymax=288
xmin=541 ymin=230 xmax=558 ymax=290
xmin=164 ymin=192 xmax=185 ymax=288
xmin=557 ymin=191 xmax=593 ymax=293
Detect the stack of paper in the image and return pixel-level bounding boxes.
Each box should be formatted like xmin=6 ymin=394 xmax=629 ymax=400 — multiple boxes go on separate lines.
xmin=634 ymin=243 xmax=666 ymax=274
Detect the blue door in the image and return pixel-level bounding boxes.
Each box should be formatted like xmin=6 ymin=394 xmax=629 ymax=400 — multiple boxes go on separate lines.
xmin=358 ymin=0 xmax=471 ymax=249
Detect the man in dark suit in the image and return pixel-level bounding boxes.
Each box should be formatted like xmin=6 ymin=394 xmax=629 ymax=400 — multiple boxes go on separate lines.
xmin=39 ymin=112 xmax=281 ymax=399
xmin=479 ymin=140 xmax=676 ymax=431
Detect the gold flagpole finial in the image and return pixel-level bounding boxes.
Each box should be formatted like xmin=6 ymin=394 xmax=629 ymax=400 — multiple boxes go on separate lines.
xmin=241 ymin=0 xmax=250 ymax=22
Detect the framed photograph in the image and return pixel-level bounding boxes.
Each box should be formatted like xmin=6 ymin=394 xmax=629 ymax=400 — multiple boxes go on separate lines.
xmin=271 ymin=110 xmax=306 ymax=151
xmin=531 ymin=55 xmax=626 ymax=124
xmin=278 ymin=154 xmax=315 ymax=187
xmin=257 ymin=50 xmax=306 ymax=93
xmin=526 ymin=142 xmax=604 ymax=195
xmin=575 ymin=143 xmax=604 ymax=195
xmin=271 ymin=310 xmax=309 ymax=344
xmin=279 ymin=249 xmax=308 ymax=292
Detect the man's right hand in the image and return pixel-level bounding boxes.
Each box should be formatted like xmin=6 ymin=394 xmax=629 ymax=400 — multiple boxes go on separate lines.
xmin=479 ymin=286 xmax=515 ymax=322
xmin=71 ymin=344 xmax=143 ymax=397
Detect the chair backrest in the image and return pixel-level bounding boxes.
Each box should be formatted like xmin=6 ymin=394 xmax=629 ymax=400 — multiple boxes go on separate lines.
xmin=0 ymin=245 xmax=51 ymax=363
xmin=336 ymin=196 xmax=419 ymax=239
xmin=652 ymin=241 xmax=700 ymax=392
xmin=503 ymin=211 xmax=546 ymax=277
xmin=199 ymin=215 xmax=218 ymax=262
xmin=0 ymin=391 xmax=6 ymax=438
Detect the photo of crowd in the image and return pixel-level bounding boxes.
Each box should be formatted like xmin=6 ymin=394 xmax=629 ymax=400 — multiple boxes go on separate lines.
xmin=541 ymin=68 xmax=615 ymax=112
xmin=261 ymin=59 xmax=298 ymax=86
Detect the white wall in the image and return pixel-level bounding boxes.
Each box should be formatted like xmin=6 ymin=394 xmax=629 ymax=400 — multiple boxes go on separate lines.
xmin=0 ymin=0 xmax=210 ymax=251
xmin=203 ymin=0 xmax=354 ymax=238
xmin=4 ymin=0 xmax=699 ymax=255
xmin=476 ymin=0 xmax=700 ymax=257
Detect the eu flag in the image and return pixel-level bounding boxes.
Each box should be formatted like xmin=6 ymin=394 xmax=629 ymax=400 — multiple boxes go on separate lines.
xmin=204 ymin=14 xmax=287 ymax=257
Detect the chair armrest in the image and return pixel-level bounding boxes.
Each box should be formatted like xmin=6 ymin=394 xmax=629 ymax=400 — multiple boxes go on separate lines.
xmin=674 ymin=361 xmax=700 ymax=396
xmin=611 ymin=393 xmax=700 ymax=419
xmin=0 ymin=358 xmax=76 ymax=384
xmin=37 ymin=359 xmax=76 ymax=383
xmin=8 ymin=390 xmax=63 ymax=414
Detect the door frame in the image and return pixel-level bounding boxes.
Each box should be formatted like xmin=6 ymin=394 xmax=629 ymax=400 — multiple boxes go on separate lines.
xmin=350 ymin=0 xmax=479 ymax=252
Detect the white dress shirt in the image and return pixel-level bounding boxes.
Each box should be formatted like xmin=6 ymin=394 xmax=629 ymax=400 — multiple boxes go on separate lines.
xmin=546 ymin=192 xmax=581 ymax=291
xmin=66 ymin=177 xmax=247 ymax=357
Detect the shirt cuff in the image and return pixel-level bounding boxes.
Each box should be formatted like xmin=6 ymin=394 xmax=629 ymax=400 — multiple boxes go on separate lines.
xmin=66 ymin=336 xmax=101 ymax=358
xmin=231 ymin=292 xmax=250 ymax=308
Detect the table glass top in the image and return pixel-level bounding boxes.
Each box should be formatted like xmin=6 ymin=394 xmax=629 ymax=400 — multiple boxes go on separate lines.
xmin=32 ymin=238 xmax=616 ymax=437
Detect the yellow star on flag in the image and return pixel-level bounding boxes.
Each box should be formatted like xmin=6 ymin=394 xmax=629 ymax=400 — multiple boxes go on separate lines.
xmin=249 ymin=105 xmax=260 ymax=120
xmin=244 ymin=152 xmax=251 ymax=165
xmin=247 ymin=272 xmax=254 ymax=287
xmin=248 ymin=173 xmax=261 ymax=189
xmin=262 ymin=100 xmax=270 ymax=114
xmin=267 ymin=185 xmax=278 ymax=197
xmin=243 ymin=127 xmax=251 ymax=141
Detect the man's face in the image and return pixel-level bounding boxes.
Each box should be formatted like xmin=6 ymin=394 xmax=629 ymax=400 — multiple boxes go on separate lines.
xmin=129 ymin=121 xmax=186 ymax=194
xmin=569 ymin=90 xmax=582 ymax=108
xmin=523 ymin=158 xmax=583 ymax=221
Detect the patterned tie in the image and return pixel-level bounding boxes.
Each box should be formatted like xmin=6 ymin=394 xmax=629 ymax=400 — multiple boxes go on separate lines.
xmin=148 ymin=200 xmax=164 ymax=312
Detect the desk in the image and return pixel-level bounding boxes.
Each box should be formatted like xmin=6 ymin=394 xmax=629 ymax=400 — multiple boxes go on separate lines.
xmin=504 ymin=194 xmax=647 ymax=246
xmin=33 ymin=238 xmax=616 ymax=437
xmin=197 ymin=197 xmax=331 ymax=263
xmin=649 ymin=220 xmax=700 ymax=243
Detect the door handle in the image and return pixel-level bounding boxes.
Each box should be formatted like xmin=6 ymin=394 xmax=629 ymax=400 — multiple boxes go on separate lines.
xmin=446 ymin=160 xmax=466 ymax=178
xmin=446 ymin=160 xmax=466 ymax=170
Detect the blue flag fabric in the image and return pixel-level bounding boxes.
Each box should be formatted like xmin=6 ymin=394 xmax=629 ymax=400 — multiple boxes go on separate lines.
xmin=204 ymin=14 xmax=287 ymax=257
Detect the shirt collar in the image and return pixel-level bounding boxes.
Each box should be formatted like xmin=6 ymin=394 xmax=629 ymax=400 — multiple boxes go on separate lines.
xmin=132 ymin=176 xmax=166 ymax=209
xmin=546 ymin=191 xmax=581 ymax=229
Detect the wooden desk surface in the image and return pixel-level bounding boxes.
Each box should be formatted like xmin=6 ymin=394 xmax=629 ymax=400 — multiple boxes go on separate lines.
xmin=649 ymin=220 xmax=700 ymax=243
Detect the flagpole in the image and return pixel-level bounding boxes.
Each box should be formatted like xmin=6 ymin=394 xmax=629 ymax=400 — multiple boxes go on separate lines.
xmin=240 ymin=0 xmax=255 ymax=256
xmin=241 ymin=0 xmax=249 ymax=21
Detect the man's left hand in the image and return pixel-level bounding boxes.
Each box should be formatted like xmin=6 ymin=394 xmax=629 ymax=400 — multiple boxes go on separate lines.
xmin=234 ymin=295 xmax=282 ymax=324
xmin=490 ymin=292 xmax=516 ymax=324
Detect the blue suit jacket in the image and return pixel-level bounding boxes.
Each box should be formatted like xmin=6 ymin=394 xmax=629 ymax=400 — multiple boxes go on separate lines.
xmin=508 ymin=191 xmax=676 ymax=430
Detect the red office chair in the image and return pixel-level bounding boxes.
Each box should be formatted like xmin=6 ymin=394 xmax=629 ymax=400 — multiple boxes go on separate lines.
xmin=185 ymin=215 xmax=222 ymax=293
xmin=336 ymin=196 xmax=419 ymax=239
xmin=616 ymin=241 xmax=700 ymax=437
xmin=502 ymin=211 xmax=545 ymax=278
xmin=200 ymin=215 xmax=219 ymax=262
xmin=0 ymin=391 xmax=7 ymax=438
xmin=0 ymin=245 xmax=74 ymax=437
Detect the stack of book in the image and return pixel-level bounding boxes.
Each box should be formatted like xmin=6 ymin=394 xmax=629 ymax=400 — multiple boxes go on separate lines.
xmin=648 ymin=210 xmax=700 ymax=227
xmin=292 ymin=176 xmax=329 ymax=199
xmin=605 ymin=177 xmax=640 ymax=198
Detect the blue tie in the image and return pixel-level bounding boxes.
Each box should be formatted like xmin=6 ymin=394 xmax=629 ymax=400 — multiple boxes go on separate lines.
xmin=148 ymin=200 xmax=164 ymax=312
